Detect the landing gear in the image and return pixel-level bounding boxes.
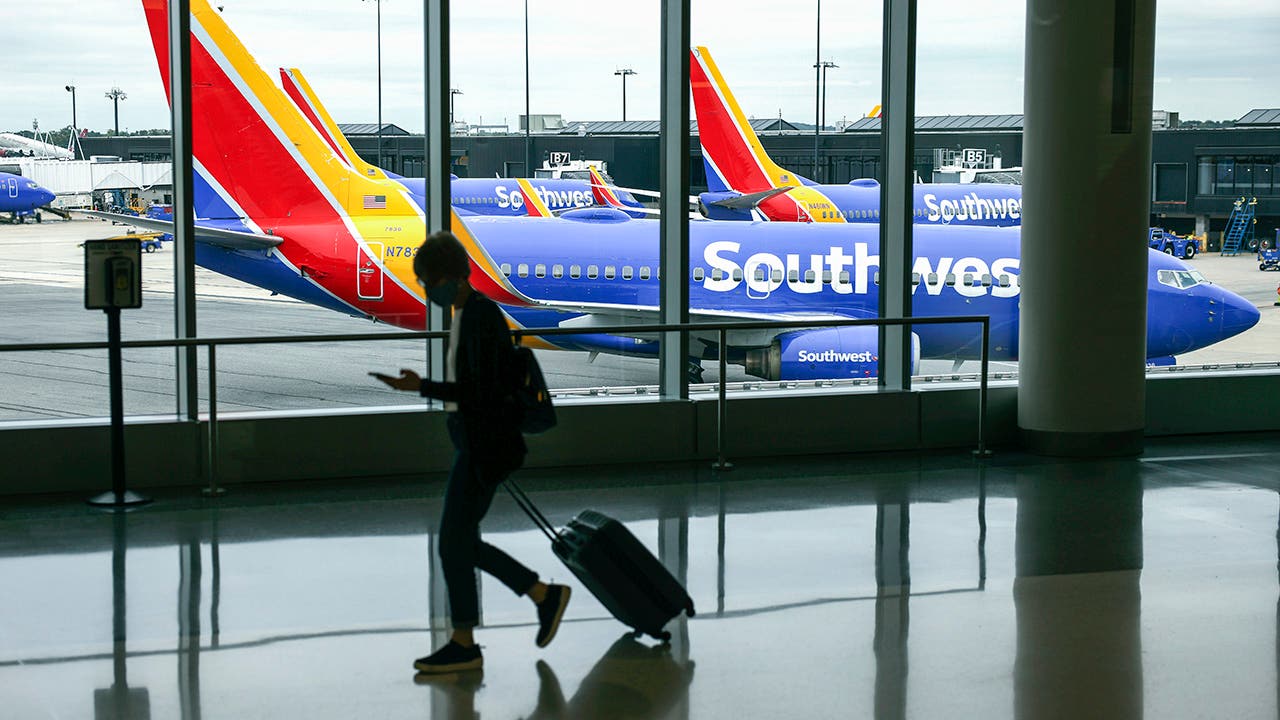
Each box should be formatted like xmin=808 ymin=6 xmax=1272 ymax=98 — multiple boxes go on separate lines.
xmin=687 ymin=359 xmax=705 ymax=384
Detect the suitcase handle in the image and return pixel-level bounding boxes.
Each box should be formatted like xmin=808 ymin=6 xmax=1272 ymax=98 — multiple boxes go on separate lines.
xmin=503 ymin=479 xmax=560 ymax=543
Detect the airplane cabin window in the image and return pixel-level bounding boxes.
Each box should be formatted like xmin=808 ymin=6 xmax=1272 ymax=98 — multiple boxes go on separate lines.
xmin=911 ymin=272 xmax=922 ymax=285
xmin=622 ymin=266 xmax=634 ymax=280
xmin=732 ymin=268 xmax=743 ymax=282
xmin=604 ymin=266 xmax=616 ymax=280
xmin=873 ymin=271 xmax=880 ymax=285
xmin=753 ymin=267 xmax=766 ymax=282
xmin=552 ymin=264 xmax=564 ymax=279
xmin=981 ymin=273 xmax=993 ymax=286
xmin=570 ymin=264 xmax=582 ymax=279
xmin=963 ymin=273 xmax=974 ymax=286
xmin=517 ymin=263 xmax=529 ymax=278
xmin=945 ymin=273 xmax=957 ymax=286
xmin=772 ymin=269 xmax=784 ymax=282
xmin=839 ymin=271 xmax=851 ymax=284
xmin=998 ymin=275 xmax=1010 ymax=287
xmin=639 ymin=266 xmax=651 ymax=280
xmin=822 ymin=270 xmax=833 ymax=284
xmin=535 ymin=264 xmax=547 ymax=279
xmin=587 ymin=265 xmax=599 ymax=279
xmin=788 ymin=269 xmax=799 ymax=282
xmin=711 ymin=269 xmax=725 ymax=281
xmin=803 ymin=269 xmax=816 ymax=283
xmin=928 ymin=272 xmax=939 ymax=285
xmin=501 ymin=263 xmax=512 ymax=277
xmin=693 ymin=268 xmax=705 ymax=281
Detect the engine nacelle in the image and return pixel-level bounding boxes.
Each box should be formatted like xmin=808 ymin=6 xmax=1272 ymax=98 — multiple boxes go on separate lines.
xmin=742 ymin=326 xmax=921 ymax=381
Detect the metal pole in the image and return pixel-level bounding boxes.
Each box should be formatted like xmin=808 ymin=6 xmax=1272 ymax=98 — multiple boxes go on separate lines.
xmin=88 ymin=307 xmax=150 ymax=507
xmin=622 ymin=72 xmax=627 ymax=121
xmin=376 ymin=0 xmax=382 ymax=169
xmin=659 ymin=0 xmax=690 ymax=401
xmin=524 ymin=0 xmax=532 ymax=174
xmin=712 ymin=327 xmax=733 ymax=471
xmin=204 ymin=345 xmax=225 ymax=497
xmin=171 ymin=0 xmax=199 ymax=423
xmin=975 ymin=318 xmax=993 ymax=458
xmin=813 ymin=0 xmax=821 ymax=181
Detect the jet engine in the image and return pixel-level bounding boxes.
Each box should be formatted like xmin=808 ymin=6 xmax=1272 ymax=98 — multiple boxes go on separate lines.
xmin=742 ymin=326 xmax=921 ymax=381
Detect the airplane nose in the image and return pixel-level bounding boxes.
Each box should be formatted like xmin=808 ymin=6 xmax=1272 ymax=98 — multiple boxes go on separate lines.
xmin=1219 ymin=289 xmax=1261 ymax=340
xmin=40 ymin=190 xmax=55 ymax=206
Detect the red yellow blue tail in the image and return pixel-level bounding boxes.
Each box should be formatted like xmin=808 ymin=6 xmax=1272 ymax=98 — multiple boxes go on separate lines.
xmin=280 ymin=67 xmax=389 ymax=180
xmin=690 ymin=46 xmax=843 ymax=223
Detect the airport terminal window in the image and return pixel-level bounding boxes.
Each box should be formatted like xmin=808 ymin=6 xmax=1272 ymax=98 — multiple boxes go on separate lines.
xmin=1198 ymin=155 xmax=1280 ymax=196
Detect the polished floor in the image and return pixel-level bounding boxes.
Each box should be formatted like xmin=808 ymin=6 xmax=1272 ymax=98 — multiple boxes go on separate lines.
xmin=2 ymin=433 xmax=1280 ymax=719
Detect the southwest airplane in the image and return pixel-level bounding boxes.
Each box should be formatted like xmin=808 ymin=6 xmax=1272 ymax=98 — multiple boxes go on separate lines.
xmin=0 ymin=172 xmax=57 ymax=222
xmin=689 ymin=46 xmax=1024 ymax=226
xmin=278 ymin=64 xmax=645 ymax=218
xmin=108 ymin=0 xmax=1258 ymax=383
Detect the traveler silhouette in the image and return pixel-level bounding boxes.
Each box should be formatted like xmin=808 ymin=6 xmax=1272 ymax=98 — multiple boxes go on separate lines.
xmin=373 ymin=230 xmax=571 ymax=674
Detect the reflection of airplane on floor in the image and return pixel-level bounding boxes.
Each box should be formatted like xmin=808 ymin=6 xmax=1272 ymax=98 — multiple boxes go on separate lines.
xmin=687 ymin=46 xmax=1023 ymax=226
xmin=278 ymin=65 xmax=645 ymax=218
xmin=107 ymin=0 xmax=1258 ymax=382
xmin=0 ymin=171 xmax=56 ymax=223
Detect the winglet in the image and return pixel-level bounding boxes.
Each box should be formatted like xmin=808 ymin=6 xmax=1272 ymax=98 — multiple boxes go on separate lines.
xmin=587 ymin=165 xmax=628 ymax=210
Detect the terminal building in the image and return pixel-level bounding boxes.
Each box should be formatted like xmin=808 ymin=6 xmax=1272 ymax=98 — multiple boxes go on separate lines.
xmin=3 ymin=1 xmax=1280 ymax=718
xmin=78 ymin=108 xmax=1280 ymax=247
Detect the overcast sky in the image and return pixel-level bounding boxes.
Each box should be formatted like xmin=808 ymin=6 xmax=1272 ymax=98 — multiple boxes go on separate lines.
xmin=2 ymin=0 xmax=1275 ymax=135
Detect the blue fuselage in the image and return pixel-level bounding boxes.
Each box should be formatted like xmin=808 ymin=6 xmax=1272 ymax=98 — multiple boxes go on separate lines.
xmin=0 ymin=172 xmax=56 ymax=216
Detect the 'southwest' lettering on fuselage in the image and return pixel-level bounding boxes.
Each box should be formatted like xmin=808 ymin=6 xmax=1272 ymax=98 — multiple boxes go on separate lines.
xmin=494 ymin=185 xmax=594 ymax=210
xmin=702 ymin=241 xmax=1021 ymax=298
xmin=923 ymin=193 xmax=1023 ymax=225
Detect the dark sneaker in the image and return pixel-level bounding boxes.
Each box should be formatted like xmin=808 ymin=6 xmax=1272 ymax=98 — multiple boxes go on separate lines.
xmin=535 ymin=584 xmax=572 ymax=648
xmin=413 ymin=641 xmax=483 ymax=674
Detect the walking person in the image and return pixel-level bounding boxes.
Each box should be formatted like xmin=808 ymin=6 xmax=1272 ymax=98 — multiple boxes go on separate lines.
xmin=372 ymin=230 xmax=571 ymax=674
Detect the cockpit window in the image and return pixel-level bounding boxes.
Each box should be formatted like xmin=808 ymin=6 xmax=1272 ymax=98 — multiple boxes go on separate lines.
xmin=1157 ymin=269 xmax=1209 ymax=290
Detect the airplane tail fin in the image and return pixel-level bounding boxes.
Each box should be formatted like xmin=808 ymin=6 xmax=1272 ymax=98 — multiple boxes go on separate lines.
xmin=586 ymin=165 xmax=628 ymax=210
xmin=690 ymin=46 xmax=810 ymax=194
xmin=140 ymin=0 xmax=416 ymax=227
xmin=280 ymin=67 xmax=389 ymax=180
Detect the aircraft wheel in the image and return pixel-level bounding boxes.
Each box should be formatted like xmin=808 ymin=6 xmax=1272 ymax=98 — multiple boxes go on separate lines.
xmin=35 ymin=212 xmax=42 ymax=224
xmin=1182 ymin=244 xmax=1195 ymax=259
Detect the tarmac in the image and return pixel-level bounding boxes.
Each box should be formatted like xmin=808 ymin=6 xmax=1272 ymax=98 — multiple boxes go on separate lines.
xmin=0 ymin=218 xmax=1275 ymax=422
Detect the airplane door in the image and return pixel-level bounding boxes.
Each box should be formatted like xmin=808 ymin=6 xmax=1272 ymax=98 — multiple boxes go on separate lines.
xmin=7 ymin=179 xmax=16 ymax=198
xmin=357 ymin=242 xmax=384 ymax=301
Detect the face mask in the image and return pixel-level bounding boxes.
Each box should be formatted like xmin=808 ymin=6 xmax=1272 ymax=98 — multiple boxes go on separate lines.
xmin=427 ymin=280 xmax=459 ymax=308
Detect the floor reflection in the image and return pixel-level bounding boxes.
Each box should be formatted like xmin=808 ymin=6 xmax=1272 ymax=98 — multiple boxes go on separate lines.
xmin=416 ymin=633 xmax=696 ymax=720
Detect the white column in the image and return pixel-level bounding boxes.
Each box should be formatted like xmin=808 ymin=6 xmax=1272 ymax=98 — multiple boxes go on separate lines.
xmin=1018 ymin=0 xmax=1156 ymax=456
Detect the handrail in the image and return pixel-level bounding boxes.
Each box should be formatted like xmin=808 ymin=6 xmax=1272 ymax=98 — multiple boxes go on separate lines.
xmin=0 ymin=314 xmax=993 ymax=494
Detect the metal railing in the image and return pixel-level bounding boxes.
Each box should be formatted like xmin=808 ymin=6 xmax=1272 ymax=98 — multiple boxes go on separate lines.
xmin=0 ymin=315 xmax=992 ymax=493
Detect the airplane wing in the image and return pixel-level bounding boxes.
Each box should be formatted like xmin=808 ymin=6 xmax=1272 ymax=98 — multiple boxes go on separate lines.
xmin=588 ymin=180 xmax=700 ymax=207
xmin=708 ymin=186 xmax=796 ymax=210
xmin=78 ymin=210 xmax=284 ymax=251
xmin=526 ymin=298 xmax=854 ymax=347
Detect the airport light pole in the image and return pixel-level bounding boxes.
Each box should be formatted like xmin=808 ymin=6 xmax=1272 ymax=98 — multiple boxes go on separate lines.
xmin=615 ymin=68 xmax=636 ymax=121
xmin=105 ymin=86 xmax=127 ymax=136
xmin=813 ymin=0 xmax=821 ymax=181
xmin=814 ymin=60 xmax=838 ymax=130
xmin=524 ymin=0 xmax=531 ymax=175
xmin=362 ymin=0 xmax=384 ymax=168
xmin=65 ymin=85 xmax=78 ymax=158
xmin=450 ymin=88 xmax=463 ymax=134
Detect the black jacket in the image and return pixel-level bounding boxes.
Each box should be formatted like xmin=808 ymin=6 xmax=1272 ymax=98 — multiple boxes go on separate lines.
xmin=419 ymin=291 xmax=527 ymax=472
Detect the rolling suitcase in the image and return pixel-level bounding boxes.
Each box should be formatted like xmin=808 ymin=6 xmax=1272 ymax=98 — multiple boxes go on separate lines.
xmin=505 ymin=480 xmax=695 ymax=641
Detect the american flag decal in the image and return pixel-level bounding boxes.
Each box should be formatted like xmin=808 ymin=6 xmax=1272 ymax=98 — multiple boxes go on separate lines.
xmin=362 ymin=194 xmax=387 ymax=209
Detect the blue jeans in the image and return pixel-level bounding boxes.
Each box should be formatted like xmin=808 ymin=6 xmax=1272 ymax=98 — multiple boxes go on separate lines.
xmin=440 ymin=415 xmax=538 ymax=629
